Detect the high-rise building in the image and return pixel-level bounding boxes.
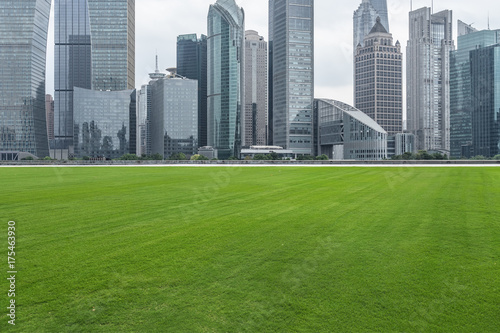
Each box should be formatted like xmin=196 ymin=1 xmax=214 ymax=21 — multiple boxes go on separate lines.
xmin=0 ymin=0 xmax=51 ymax=158
xmin=470 ymin=44 xmax=500 ymax=158
xmin=407 ymin=8 xmax=454 ymax=153
xmin=177 ymin=34 xmax=208 ymax=147
xmin=450 ymin=26 xmax=499 ymax=158
xmin=137 ymin=85 xmax=151 ymax=156
xmin=268 ymin=0 xmax=275 ymax=145
xmin=54 ymin=0 xmax=135 ymax=158
xmin=54 ymin=0 xmax=92 ymax=155
xmin=355 ymin=17 xmax=402 ymax=135
xmin=269 ymin=0 xmax=314 ymax=155
xmin=244 ymin=30 xmax=268 ymax=146
xmin=207 ymin=0 xmax=245 ymax=160
xmin=88 ymin=0 xmax=135 ymax=91
xmin=353 ymin=0 xmax=389 ymax=52
xmin=46 ymin=95 xmax=55 ymax=142
xmin=150 ymin=76 xmax=198 ymax=159
xmin=73 ymin=87 xmax=136 ymax=159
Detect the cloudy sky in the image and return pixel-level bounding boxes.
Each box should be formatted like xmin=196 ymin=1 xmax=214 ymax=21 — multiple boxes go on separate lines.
xmin=45 ymin=0 xmax=499 ymax=107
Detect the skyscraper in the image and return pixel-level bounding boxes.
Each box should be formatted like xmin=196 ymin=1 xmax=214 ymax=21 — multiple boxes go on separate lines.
xmin=177 ymin=34 xmax=208 ymax=147
xmin=87 ymin=0 xmax=135 ymax=91
xmin=355 ymin=18 xmax=402 ymax=135
xmin=0 ymin=0 xmax=51 ymax=158
xmin=353 ymin=0 xmax=389 ymax=52
xmin=407 ymin=8 xmax=454 ymax=152
xmin=46 ymin=94 xmax=55 ymax=142
xmin=269 ymin=0 xmax=314 ymax=155
xmin=450 ymin=26 xmax=499 ymax=158
xmin=54 ymin=0 xmax=135 ymax=158
xmin=244 ymin=30 xmax=268 ymax=146
xmin=207 ymin=0 xmax=245 ymax=159
xmin=54 ymin=0 xmax=92 ymax=155
xmin=470 ymin=44 xmax=500 ymax=158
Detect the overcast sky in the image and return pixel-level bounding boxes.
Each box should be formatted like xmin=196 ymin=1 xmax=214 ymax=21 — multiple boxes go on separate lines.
xmin=45 ymin=0 xmax=499 ymax=107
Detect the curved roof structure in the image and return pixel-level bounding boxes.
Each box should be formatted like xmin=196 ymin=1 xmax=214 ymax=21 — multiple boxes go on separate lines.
xmin=212 ymin=0 xmax=244 ymax=28
xmin=316 ymin=98 xmax=387 ymax=134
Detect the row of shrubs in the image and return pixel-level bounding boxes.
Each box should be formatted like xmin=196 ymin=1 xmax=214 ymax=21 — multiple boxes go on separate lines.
xmin=20 ymin=152 xmax=500 ymax=161
xmin=392 ymin=151 xmax=500 ymax=161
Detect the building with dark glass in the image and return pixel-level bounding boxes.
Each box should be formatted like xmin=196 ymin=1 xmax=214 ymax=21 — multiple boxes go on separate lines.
xmin=0 ymin=0 xmax=51 ymax=158
xmin=470 ymin=44 xmax=500 ymax=158
xmin=54 ymin=0 xmax=92 ymax=157
xmin=355 ymin=17 xmax=402 ymax=135
xmin=73 ymin=87 xmax=136 ymax=159
xmin=244 ymin=30 xmax=268 ymax=147
xmin=207 ymin=0 xmax=245 ymax=159
xmin=407 ymin=8 xmax=454 ymax=153
xmin=314 ymin=99 xmax=387 ymax=160
xmin=450 ymin=24 xmax=499 ymax=158
xmin=150 ymin=76 xmax=198 ymax=159
xmin=177 ymin=34 xmax=208 ymax=147
xmin=269 ymin=0 xmax=314 ymax=155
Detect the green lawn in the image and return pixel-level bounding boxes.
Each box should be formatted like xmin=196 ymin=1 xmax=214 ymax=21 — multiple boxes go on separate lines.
xmin=1 ymin=166 xmax=499 ymax=332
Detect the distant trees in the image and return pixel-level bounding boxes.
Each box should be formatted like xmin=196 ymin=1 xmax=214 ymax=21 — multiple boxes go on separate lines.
xmin=391 ymin=150 xmax=448 ymax=160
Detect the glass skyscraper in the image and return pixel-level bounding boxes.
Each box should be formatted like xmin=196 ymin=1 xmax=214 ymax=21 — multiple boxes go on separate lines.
xmin=269 ymin=0 xmax=314 ymax=155
xmin=54 ymin=0 xmax=92 ymax=155
xmin=177 ymin=34 xmax=208 ymax=147
xmin=207 ymin=0 xmax=245 ymax=160
xmin=353 ymin=0 xmax=389 ymax=52
xmin=87 ymin=0 xmax=135 ymax=91
xmin=407 ymin=8 xmax=454 ymax=153
xmin=244 ymin=30 xmax=268 ymax=146
xmin=450 ymin=25 xmax=499 ymax=158
xmin=470 ymin=45 xmax=500 ymax=158
xmin=54 ymin=0 xmax=135 ymax=158
xmin=0 ymin=0 xmax=51 ymax=157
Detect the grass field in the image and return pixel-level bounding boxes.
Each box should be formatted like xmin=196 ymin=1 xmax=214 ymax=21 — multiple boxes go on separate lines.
xmin=1 ymin=166 xmax=499 ymax=332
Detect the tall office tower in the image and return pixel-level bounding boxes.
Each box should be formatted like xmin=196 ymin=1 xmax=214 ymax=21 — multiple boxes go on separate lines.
xmin=54 ymin=0 xmax=135 ymax=158
xmin=268 ymin=1 xmax=274 ymax=145
xmin=244 ymin=30 xmax=268 ymax=146
xmin=355 ymin=18 xmax=402 ymax=135
xmin=450 ymin=26 xmax=499 ymax=158
xmin=137 ymin=85 xmax=150 ymax=156
xmin=177 ymin=34 xmax=208 ymax=147
xmin=0 ymin=0 xmax=51 ymax=158
xmin=87 ymin=0 xmax=135 ymax=91
xmin=407 ymin=8 xmax=454 ymax=152
xmin=54 ymin=0 xmax=92 ymax=156
xmin=269 ymin=0 xmax=314 ymax=155
xmin=46 ymin=95 xmax=55 ymax=142
xmin=470 ymin=44 xmax=500 ymax=158
xmin=353 ymin=0 xmax=389 ymax=52
xmin=207 ymin=0 xmax=245 ymax=159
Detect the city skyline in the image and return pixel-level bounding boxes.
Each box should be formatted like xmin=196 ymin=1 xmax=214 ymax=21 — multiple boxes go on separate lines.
xmin=43 ymin=0 xmax=500 ymax=110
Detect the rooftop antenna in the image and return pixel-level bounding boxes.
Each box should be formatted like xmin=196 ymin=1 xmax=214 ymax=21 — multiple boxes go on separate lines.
xmin=431 ymin=0 xmax=434 ymax=14
xmin=488 ymin=12 xmax=490 ymax=30
xmin=155 ymin=51 xmax=159 ymax=73
xmin=410 ymin=0 xmax=412 ymax=11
